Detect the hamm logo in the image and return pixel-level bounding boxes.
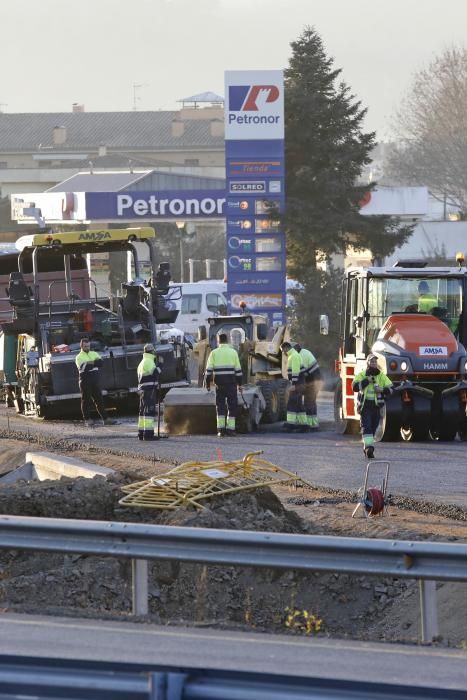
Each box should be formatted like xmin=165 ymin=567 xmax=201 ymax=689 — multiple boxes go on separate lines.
xmin=419 ymin=346 xmax=448 ymax=356
xmin=229 ymin=85 xmax=280 ymax=111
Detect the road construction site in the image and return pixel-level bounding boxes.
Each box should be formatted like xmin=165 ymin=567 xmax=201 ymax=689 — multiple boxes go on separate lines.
xmin=0 ymin=393 xmax=465 ymax=649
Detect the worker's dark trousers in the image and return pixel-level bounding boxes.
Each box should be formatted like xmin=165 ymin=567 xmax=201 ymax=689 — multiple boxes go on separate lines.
xmin=138 ymin=387 xmax=157 ymax=440
xmin=360 ymin=402 xmax=381 ymax=450
xmin=303 ymin=379 xmax=319 ymax=428
xmin=215 ymin=382 xmax=238 ymax=431
xmin=79 ymin=379 xmax=107 ymax=421
xmin=286 ymin=381 xmax=306 ymax=427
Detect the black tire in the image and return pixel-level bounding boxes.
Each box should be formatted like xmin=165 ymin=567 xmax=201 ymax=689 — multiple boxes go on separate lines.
xmin=257 ymin=380 xmax=280 ymax=424
xmin=400 ymin=423 xmax=429 ymax=441
xmin=334 ymin=379 xmax=360 ymax=435
xmin=375 ymin=403 xmax=400 ymax=442
xmin=429 ymin=426 xmax=457 ymax=442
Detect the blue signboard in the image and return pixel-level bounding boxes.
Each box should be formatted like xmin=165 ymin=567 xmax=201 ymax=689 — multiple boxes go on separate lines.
xmin=85 ymin=190 xmax=226 ymax=220
xmin=225 ymin=70 xmax=285 ymax=323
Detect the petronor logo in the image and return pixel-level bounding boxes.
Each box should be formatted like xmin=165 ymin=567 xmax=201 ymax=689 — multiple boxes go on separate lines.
xmin=229 ymin=85 xmax=280 ymax=111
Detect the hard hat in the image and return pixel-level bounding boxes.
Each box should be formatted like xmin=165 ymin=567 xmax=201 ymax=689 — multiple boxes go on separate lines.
xmin=418 ymin=281 xmax=429 ymax=293
xmin=366 ymin=353 xmax=378 ymax=364
xmin=144 ymin=343 xmax=156 ymax=354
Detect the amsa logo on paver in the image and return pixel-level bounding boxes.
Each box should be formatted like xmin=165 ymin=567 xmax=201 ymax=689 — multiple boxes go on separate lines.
xmin=419 ymin=346 xmax=448 ymax=356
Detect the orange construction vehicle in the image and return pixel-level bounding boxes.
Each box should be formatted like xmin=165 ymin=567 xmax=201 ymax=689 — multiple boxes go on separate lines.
xmin=331 ymin=258 xmax=467 ymax=441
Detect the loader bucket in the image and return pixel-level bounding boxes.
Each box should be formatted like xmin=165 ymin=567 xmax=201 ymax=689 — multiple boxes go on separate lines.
xmin=163 ymin=388 xmax=217 ymax=435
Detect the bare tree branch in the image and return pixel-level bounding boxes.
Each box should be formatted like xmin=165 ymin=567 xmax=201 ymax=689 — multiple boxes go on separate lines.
xmin=385 ymin=46 xmax=467 ymax=213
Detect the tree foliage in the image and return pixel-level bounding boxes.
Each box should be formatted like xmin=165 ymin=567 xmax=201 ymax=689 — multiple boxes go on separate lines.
xmin=385 ymin=46 xmax=467 ymax=214
xmin=289 ymin=264 xmax=342 ymax=372
xmin=284 ymin=26 xmax=409 ymax=280
xmin=283 ymin=27 xmax=410 ymax=362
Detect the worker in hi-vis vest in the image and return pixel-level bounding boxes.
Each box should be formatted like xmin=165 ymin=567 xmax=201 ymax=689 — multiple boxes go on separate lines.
xmin=75 ymin=337 xmax=117 ymax=428
xmin=352 ymin=354 xmax=393 ymax=459
xmin=137 ymin=343 xmax=161 ymax=441
xmin=417 ymin=281 xmax=437 ymax=313
xmin=295 ymin=343 xmax=322 ymax=431
xmin=205 ymin=333 xmax=243 ymax=437
xmin=281 ymin=341 xmax=306 ymax=432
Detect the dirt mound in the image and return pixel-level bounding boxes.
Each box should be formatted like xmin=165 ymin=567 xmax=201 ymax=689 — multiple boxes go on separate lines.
xmin=0 ymin=475 xmax=434 ymax=644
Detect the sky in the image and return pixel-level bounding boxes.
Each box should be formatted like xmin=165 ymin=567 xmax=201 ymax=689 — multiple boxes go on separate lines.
xmin=1 ymin=0 xmax=466 ymax=139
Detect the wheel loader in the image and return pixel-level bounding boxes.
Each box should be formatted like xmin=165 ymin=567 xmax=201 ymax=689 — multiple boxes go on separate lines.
xmin=163 ymin=314 xmax=291 ymax=434
xmin=332 ymin=259 xmax=467 ymax=441
xmin=0 ymin=227 xmax=190 ymax=417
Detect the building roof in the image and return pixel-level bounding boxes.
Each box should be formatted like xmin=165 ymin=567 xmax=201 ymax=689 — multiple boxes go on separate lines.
xmin=178 ymin=91 xmax=224 ymax=104
xmin=0 ymin=111 xmax=225 ymax=152
xmin=47 ymin=169 xmax=226 ymax=193
xmin=47 ymin=171 xmax=151 ymax=193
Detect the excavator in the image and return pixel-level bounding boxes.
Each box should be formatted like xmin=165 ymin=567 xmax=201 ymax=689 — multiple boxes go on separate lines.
xmin=0 ymin=227 xmax=190 ymax=417
xmin=163 ymin=314 xmax=291 ymax=434
xmin=332 ymin=257 xmax=467 ymax=441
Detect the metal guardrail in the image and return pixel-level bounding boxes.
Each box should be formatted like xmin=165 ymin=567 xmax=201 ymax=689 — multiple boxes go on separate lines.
xmin=0 ymin=656 xmax=464 ymax=700
xmin=0 ymin=514 xmax=466 ymax=642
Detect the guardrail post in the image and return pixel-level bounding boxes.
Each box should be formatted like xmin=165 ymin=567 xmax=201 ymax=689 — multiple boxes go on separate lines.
xmin=419 ymin=579 xmax=439 ymax=642
xmin=132 ymin=558 xmax=149 ymax=616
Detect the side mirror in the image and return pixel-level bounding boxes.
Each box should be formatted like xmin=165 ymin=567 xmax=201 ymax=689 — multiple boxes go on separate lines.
xmin=198 ymin=325 xmax=207 ymax=341
xmin=319 ymin=314 xmax=329 ymax=335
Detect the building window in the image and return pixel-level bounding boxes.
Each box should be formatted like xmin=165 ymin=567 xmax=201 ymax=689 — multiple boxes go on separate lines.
xmin=184 ymin=159 xmax=199 ymax=166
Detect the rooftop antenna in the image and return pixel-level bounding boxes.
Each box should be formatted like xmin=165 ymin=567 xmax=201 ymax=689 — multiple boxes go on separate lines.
xmin=132 ymin=83 xmax=148 ymax=111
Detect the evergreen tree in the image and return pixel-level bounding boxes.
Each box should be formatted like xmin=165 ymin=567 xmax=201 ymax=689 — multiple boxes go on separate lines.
xmin=285 ymin=26 xmax=409 ymax=277
xmin=284 ymin=27 xmax=411 ymax=360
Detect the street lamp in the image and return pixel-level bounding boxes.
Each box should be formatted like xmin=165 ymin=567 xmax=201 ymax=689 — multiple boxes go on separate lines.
xmin=175 ymin=221 xmax=185 ymax=282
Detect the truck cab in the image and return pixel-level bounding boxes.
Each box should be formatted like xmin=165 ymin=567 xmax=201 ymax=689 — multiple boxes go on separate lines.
xmin=335 ymin=262 xmax=467 ymax=441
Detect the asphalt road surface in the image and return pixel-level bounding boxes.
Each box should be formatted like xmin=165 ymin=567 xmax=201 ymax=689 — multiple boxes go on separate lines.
xmin=0 ymin=613 xmax=465 ymax=691
xmin=1 ymin=393 xmax=466 ymax=507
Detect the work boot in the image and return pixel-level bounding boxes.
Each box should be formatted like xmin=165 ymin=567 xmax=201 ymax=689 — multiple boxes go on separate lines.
xmin=282 ymin=423 xmax=295 ymax=432
xmin=143 ymin=435 xmax=158 ymax=441
xmin=217 ymin=428 xmax=226 ymax=437
xmin=297 ymin=425 xmax=310 ymax=433
xmin=225 ymin=429 xmax=237 ymax=437
xmin=364 ymin=446 xmax=375 ymax=459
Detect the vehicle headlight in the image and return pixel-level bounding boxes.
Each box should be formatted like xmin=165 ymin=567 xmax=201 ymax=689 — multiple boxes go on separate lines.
xmin=400 ymin=360 xmax=408 ymax=372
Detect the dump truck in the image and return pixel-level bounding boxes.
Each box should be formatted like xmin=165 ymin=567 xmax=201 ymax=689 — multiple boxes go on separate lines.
xmin=163 ymin=313 xmax=291 ymax=434
xmin=0 ymin=227 xmax=190 ymax=417
xmin=333 ymin=260 xmax=467 ymax=441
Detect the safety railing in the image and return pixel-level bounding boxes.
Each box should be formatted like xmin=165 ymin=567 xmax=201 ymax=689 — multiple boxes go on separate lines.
xmin=0 ymin=656 xmax=461 ymax=700
xmin=0 ymin=514 xmax=466 ymax=643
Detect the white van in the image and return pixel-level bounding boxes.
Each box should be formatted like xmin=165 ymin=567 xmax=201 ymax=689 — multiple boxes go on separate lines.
xmin=168 ymin=281 xmax=228 ymax=337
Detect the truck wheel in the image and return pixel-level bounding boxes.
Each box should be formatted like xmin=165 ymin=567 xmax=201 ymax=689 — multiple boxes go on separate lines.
xmin=334 ymin=380 xmax=359 ymax=435
xmin=400 ymin=424 xmax=429 ymax=441
xmin=258 ymin=380 xmax=280 ymax=424
xmin=375 ymin=403 xmax=400 ymax=442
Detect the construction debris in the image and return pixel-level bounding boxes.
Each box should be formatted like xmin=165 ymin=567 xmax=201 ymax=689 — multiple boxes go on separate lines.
xmin=119 ymin=451 xmax=313 ymax=510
